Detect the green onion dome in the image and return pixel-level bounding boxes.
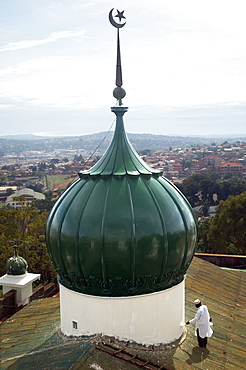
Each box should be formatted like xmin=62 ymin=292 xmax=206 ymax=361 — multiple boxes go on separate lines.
xmin=6 ymin=245 xmax=28 ymax=275
xmin=46 ymin=106 xmax=197 ymax=297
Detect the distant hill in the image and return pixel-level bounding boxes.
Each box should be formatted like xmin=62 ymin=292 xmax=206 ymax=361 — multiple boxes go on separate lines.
xmin=0 ymin=134 xmax=53 ymax=140
xmin=0 ymin=132 xmax=246 ymax=155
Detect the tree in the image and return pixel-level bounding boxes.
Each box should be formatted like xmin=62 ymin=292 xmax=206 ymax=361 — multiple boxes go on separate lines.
xmin=176 ymin=174 xmax=216 ymax=206
xmin=182 ymin=159 xmax=192 ymax=170
xmin=0 ymin=173 xmax=8 ymax=185
xmin=74 ymin=154 xmax=84 ymax=162
xmin=38 ymin=162 xmax=46 ymax=171
xmin=216 ymin=179 xmax=246 ymax=202
xmin=50 ymin=158 xmax=59 ymax=165
xmin=208 ymin=192 xmax=246 ymax=255
xmin=197 ymin=217 xmax=212 ymax=253
xmin=0 ymin=207 xmax=56 ymax=283
xmin=32 ymin=199 xmax=55 ymax=212
xmin=199 ymin=198 xmax=211 ymax=217
xmin=138 ymin=149 xmax=152 ymax=155
xmin=176 ymin=174 xmax=246 ymax=207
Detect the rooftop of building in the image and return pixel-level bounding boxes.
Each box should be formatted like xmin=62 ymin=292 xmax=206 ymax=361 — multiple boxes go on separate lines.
xmin=217 ymin=162 xmax=243 ymax=167
xmin=6 ymin=187 xmax=45 ymax=202
xmin=204 ymin=154 xmax=221 ymax=159
xmin=1 ymin=257 xmax=245 ymax=370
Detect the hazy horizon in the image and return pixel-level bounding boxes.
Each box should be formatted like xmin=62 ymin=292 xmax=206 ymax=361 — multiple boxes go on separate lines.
xmin=1 ymin=131 xmax=246 ymax=140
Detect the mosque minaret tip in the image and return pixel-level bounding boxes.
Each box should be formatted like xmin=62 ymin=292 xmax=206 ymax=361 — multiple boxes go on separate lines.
xmin=46 ymin=8 xmax=197 ymax=345
xmin=109 ymin=8 xmax=126 ymax=103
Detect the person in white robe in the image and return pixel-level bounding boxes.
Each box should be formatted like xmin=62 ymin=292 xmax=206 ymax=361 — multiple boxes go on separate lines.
xmin=186 ymin=299 xmax=213 ymax=348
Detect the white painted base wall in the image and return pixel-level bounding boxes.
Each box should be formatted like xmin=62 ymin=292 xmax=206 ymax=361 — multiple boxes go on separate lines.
xmin=0 ymin=272 xmax=40 ymax=307
xmin=60 ymin=280 xmax=185 ymax=345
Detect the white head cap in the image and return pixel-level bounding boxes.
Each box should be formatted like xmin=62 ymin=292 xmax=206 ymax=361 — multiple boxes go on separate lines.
xmin=194 ymin=299 xmax=201 ymax=305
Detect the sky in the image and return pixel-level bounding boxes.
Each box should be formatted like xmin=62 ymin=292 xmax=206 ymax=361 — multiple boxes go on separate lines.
xmin=0 ymin=0 xmax=246 ymax=137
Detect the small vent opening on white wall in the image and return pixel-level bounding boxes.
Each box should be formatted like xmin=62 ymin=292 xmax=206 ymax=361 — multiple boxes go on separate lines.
xmin=72 ymin=320 xmax=78 ymax=329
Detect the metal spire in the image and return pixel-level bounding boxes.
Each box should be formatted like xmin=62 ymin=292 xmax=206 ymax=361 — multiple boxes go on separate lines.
xmin=109 ymin=8 xmax=126 ymax=103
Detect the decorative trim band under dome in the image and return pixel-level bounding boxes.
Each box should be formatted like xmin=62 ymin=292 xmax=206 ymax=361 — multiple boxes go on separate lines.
xmin=57 ymin=266 xmax=188 ymax=297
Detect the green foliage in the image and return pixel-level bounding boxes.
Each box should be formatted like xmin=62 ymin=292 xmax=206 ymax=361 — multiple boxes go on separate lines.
xmin=217 ymin=179 xmax=246 ymax=200
xmin=0 ymin=173 xmax=8 ymax=185
xmin=0 ymin=207 xmax=56 ymax=283
xmin=175 ymin=174 xmax=246 ymax=207
xmin=197 ymin=217 xmax=212 ymax=253
xmin=176 ymin=174 xmax=217 ymax=206
xmin=138 ymin=149 xmax=152 ymax=156
xmin=199 ymin=199 xmax=211 ymax=217
xmin=32 ymin=199 xmax=55 ymax=212
xmin=208 ymin=192 xmax=246 ymax=255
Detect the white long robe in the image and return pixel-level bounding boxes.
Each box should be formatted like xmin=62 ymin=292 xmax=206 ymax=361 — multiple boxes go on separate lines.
xmin=189 ymin=304 xmax=213 ymax=338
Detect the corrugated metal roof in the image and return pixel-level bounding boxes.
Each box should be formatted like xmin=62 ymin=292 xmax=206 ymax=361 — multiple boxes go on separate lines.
xmin=1 ymin=257 xmax=245 ymax=369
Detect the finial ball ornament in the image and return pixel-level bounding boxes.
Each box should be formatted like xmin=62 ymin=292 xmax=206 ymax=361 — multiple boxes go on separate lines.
xmin=113 ymin=86 xmax=126 ymax=100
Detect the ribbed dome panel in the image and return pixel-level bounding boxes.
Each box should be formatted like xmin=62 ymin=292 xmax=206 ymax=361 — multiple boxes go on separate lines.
xmin=46 ymin=176 xmax=197 ymax=296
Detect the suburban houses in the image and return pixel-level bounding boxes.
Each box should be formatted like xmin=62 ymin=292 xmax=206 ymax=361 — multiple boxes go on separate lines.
xmin=0 ymin=140 xmax=245 ymax=203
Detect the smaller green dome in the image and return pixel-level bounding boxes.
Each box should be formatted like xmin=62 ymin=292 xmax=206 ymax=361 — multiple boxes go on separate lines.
xmin=6 ymin=245 xmax=28 ymax=275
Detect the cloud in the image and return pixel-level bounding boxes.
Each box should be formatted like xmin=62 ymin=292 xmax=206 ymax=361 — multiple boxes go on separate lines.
xmin=0 ymin=54 xmax=113 ymax=110
xmin=0 ymin=31 xmax=85 ymax=52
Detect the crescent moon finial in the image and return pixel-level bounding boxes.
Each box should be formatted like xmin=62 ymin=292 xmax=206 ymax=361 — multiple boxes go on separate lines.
xmin=109 ymin=8 xmax=126 ymax=29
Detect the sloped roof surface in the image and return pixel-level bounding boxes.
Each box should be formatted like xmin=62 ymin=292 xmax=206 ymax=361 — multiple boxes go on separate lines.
xmin=6 ymin=188 xmax=45 ymax=201
xmin=1 ymin=257 xmax=245 ymax=369
xmin=218 ymin=163 xmax=243 ymax=167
